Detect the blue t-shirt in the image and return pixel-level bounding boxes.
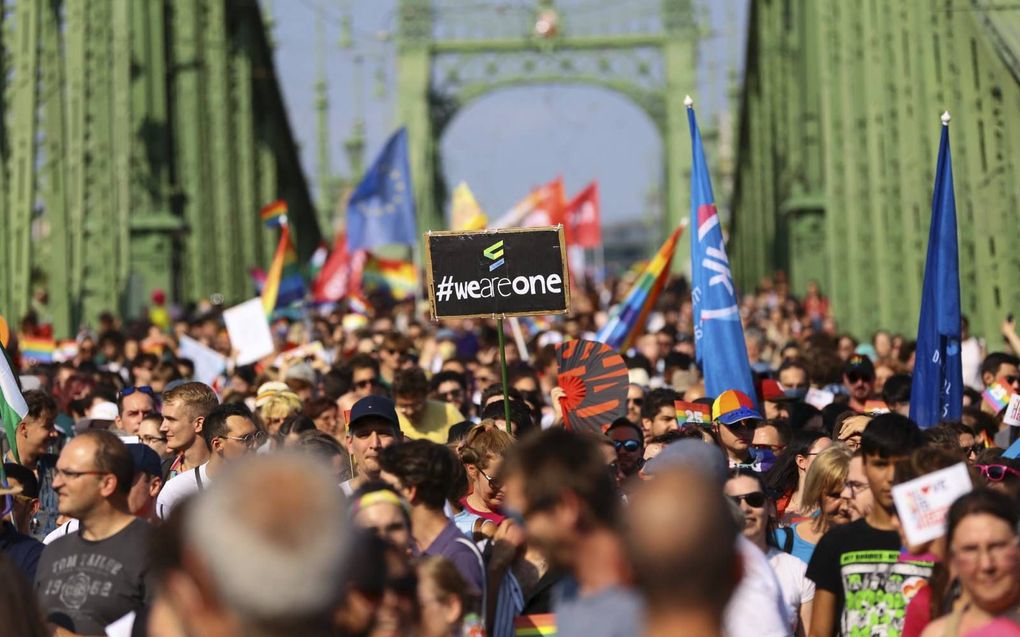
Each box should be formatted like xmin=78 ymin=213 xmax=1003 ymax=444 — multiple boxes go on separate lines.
xmin=772 ymin=521 xmax=817 ymax=565
xmin=423 ymin=520 xmax=485 ymax=596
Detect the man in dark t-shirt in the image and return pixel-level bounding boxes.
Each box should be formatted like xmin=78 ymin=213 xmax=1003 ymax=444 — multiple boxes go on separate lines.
xmin=35 ymin=431 xmax=153 ymax=635
xmin=806 ymin=414 xmax=931 ymax=636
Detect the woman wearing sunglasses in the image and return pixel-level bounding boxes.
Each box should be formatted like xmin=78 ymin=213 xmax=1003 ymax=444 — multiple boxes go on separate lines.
xmin=773 ymin=445 xmax=853 ymax=565
xmin=725 ymin=468 xmax=814 ymax=637
xmin=919 ymin=489 xmax=1020 ymax=637
xmin=455 ymin=422 xmax=513 ymax=539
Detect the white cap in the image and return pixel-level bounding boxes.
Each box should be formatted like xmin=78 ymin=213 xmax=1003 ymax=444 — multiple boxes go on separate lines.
xmin=89 ymin=401 xmax=119 ymax=420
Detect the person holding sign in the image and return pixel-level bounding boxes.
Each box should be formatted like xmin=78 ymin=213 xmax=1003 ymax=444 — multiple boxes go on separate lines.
xmin=807 ymin=414 xmax=930 ymax=637
xmin=919 ymin=490 xmax=1020 ymax=637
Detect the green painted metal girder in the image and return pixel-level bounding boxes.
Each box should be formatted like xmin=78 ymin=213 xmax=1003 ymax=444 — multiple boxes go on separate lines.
xmin=396 ymin=0 xmax=697 ymax=260
xmin=0 ymin=0 xmax=319 ymax=337
xmin=731 ymin=0 xmax=1020 ymax=343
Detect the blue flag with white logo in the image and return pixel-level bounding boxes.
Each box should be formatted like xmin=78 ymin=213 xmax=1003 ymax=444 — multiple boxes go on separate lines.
xmin=909 ymin=118 xmax=962 ymax=428
xmin=346 ymin=128 xmax=417 ymax=252
xmin=688 ymin=103 xmax=755 ymax=400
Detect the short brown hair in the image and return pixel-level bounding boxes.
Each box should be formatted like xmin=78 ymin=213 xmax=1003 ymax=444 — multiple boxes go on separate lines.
xmin=393 ymin=368 xmax=428 ymax=399
xmin=23 ymin=389 xmax=57 ymax=420
xmin=503 ymin=428 xmax=618 ymax=528
xmin=161 ymin=382 xmax=218 ymax=422
xmin=77 ymin=430 xmax=134 ymax=495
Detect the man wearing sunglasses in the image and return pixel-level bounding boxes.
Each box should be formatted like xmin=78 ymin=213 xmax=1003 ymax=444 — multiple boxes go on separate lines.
xmin=626 ymin=384 xmax=645 ymax=425
xmin=157 ymin=403 xmax=263 ymax=520
xmin=842 ymin=355 xmax=877 ymax=414
xmin=115 ymin=385 xmax=158 ymax=435
xmin=36 ymin=430 xmax=154 ymax=635
xmin=606 ymin=418 xmax=644 ymax=480
xmin=711 ymin=390 xmax=763 ymax=468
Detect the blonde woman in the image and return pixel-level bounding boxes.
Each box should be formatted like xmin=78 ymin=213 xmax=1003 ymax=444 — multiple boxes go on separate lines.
xmin=254 ymin=381 xmax=302 ymax=437
xmin=773 ymin=444 xmax=853 ymax=564
xmin=455 ymin=421 xmax=514 ymax=540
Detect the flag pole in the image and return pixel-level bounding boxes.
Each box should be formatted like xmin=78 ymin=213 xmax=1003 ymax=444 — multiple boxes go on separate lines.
xmin=497 ymin=317 xmax=512 ymax=433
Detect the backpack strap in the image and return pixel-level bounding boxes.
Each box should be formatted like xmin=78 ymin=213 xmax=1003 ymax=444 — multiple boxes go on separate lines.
xmin=781 ymin=526 xmax=795 ymax=554
xmin=194 ymin=466 xmax=204 ymax=491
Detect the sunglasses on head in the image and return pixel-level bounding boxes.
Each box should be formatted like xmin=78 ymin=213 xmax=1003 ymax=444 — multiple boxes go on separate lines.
xmin=118 ymin=386 xmax=156 ymax=401
xmin=728 ymin=491 xmax=766 ymax=508
xmin=612 ymin=439 xmax=641 ymax=453
xmin=976 ymin=464 xmax=1020 ymax=482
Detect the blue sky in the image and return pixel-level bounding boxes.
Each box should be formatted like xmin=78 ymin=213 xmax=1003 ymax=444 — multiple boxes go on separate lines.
xmin=270 ymin=0 xmax=747 ymax=232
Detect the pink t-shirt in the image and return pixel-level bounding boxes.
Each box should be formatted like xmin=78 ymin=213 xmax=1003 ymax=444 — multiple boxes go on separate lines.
xmin=965 ymin=617 xmax=1020 ymax=636
xmin=459 ymin=497 xmax=506 ymax=526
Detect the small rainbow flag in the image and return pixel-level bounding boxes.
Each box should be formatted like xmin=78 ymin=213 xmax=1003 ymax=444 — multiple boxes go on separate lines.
xmin=260 ymin=199 xmax=288 ymax=228
xmin=261 ymin=224 xmax=306 ymax=315
xmin=19 ymin=336 xmax=56 ymax=363
xmin=514 ymin=614 xmax=556 ymax=637
xmin=595 ymin=225 xmax=684 ymax=351
xmin=982 ymin=377 xmax=1016 ymax=413
xmin=361 ymin=253 xmax=418 ymax=301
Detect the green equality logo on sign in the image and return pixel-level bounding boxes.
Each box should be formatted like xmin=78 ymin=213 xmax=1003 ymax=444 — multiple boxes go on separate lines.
xmin=484 ymin=240 xmax=505 ymax=271
xmin=425 ymin=227 xmax=569 ymax=319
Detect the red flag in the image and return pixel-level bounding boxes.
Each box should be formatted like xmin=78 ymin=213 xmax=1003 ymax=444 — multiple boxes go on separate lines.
xmin=565 ymin=182 xmax=601 ymax=247
xmin=494 ymin=177 xmax=566 ymax=228
xmin=313 ymin=232 xmax=364 ymax=302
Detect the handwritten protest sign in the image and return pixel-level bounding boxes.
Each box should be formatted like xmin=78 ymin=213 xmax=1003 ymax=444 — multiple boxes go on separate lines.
xmin=891 ymin=462 xmax=972 ymax=546
xmin=223 ymin=298 xmax=275 ymax=366
xmin=675 ymin=400 xmax=711 ymax=426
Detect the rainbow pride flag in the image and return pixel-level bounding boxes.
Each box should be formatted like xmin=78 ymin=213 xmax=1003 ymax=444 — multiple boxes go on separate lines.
xmin=361 ymin=253 xmax=418 ymax=301
xmin=19 ymin=336 xmax=56 ymax=363
xmin=514 ymin=614 xmax=556 ymax=637
xmin=260 ymin=199 xmax=287 ymax=228
xmin=261 ymin=224 xmax=306 ymax=315
xmin=982 ymin=377 xmax=1016 ymax=412
xmin=595 ymin=225 xmax=684 ymax=351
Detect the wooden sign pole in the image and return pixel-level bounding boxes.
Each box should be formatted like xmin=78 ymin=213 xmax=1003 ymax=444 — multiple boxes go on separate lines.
xmin=497 ymin=317 xmax=512 ymax=434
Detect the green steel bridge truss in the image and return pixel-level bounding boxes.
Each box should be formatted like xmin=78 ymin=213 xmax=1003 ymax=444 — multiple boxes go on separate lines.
xmin=731 ymin=0 xmax=1020 ymax=342
xmin=395 ymin=0 xmax=698 ymax=262
xmin=0 ymin=0 xmax=320 ymax=337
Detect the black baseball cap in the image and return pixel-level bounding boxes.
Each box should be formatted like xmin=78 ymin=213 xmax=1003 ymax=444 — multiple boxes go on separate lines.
xmin=844 ymin=354 xmax=875 ymax=378
xmin=126 ymin=443 xmax=162 ymax=478
xmin=348 ymin=396 xmax=400 ymax=430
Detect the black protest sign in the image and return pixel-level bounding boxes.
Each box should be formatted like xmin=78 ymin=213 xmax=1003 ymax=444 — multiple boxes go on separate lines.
xmin=425 ymin=227 xmax=570 ymax=319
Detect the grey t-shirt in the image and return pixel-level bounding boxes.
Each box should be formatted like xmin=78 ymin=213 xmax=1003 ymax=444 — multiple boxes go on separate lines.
xmin=35 ymin=518 xmax=154 ymax=635
xmin=554 ymin=579 xmax=645 ymax=637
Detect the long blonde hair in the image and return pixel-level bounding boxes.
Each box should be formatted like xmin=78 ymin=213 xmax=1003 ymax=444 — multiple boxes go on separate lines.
xmin=801 ymin=444 xmax=852 ymax=530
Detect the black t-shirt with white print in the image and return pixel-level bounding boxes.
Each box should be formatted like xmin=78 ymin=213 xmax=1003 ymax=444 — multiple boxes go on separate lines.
xmin=35 ymin=518 xmax=154 ymax=635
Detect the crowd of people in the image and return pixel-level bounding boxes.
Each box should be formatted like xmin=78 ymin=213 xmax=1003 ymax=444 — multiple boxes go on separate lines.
xmin=2 ymin=272 xmax=1019 ymax=637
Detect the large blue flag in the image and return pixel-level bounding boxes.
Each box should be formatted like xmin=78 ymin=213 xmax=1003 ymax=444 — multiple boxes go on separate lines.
xmin=346 ymin=127 xmax=417 ymax=251
xmin=687 ymin=99 xmax=755 ymax=400
xmin=909 ymin=114 xmax=962 ymax=428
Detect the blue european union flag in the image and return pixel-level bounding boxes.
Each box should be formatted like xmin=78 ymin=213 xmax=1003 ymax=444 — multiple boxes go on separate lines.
xmin=909 ymin=116 xmax=962 ymax=428
xmin=346 ymin=128 xmax=417 ymax=251
xmin=687 ymin=101 xmax=756 ymax=400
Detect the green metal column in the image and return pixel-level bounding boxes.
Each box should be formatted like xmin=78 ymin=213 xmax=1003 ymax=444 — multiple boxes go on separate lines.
xmin=206 ymin=0 xmax=240 ymax=299
xmin=6 ymin=0 xmax=40 ymax=324
xmin=233 ymin=17 xmax=262 ymax=278
xmin=40 ymin=0 xmax=71 ymax=334
xmin=396 ymin=0 xmax=437 ymax=236
xmin=661 ymin=0 xmax=695 ymax=271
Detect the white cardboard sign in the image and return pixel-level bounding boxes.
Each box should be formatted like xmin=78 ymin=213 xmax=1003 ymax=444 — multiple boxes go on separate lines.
xmin=804 ymin=387 xmax=835 ymax=410
xmin=223 ymin=298 xmax=275 ymax=366
xmin=1004 ymin=394 xmax=1020 ymax=427
xmin=178 ymin=335 xmax=227 ymax=386
xmin=892 ymin=462 xmax=972 ymax=546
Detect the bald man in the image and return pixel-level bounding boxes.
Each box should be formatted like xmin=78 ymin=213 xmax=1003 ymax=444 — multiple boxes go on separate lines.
xmin=624 ymin=467 xmax=741 ymax=637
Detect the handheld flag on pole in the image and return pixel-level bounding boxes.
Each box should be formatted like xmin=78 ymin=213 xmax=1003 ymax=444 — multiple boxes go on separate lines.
xmin=491 ymin=177 xmax=565 ymax=229
xmin=565 ymin=182 xmax=602 ymax=248
xmin=346 ymin=128 xmax=417 ymax=252
xmin=0 ymin=343 xmax=27 ymax=464
xmin=260 ymin=224 xmax=306 ymax=315
xmin=909 ymin=112 xmax=962 ymax=428
xmin=450 ymin=182 xmax=488 ymax=231
xmin=687 ymin=96 xmax=756 ymax=400
xmin=260 ymin=199 xmax=288 ymax=228
xmin=595 ymin=225 xmax=683 ymax=351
